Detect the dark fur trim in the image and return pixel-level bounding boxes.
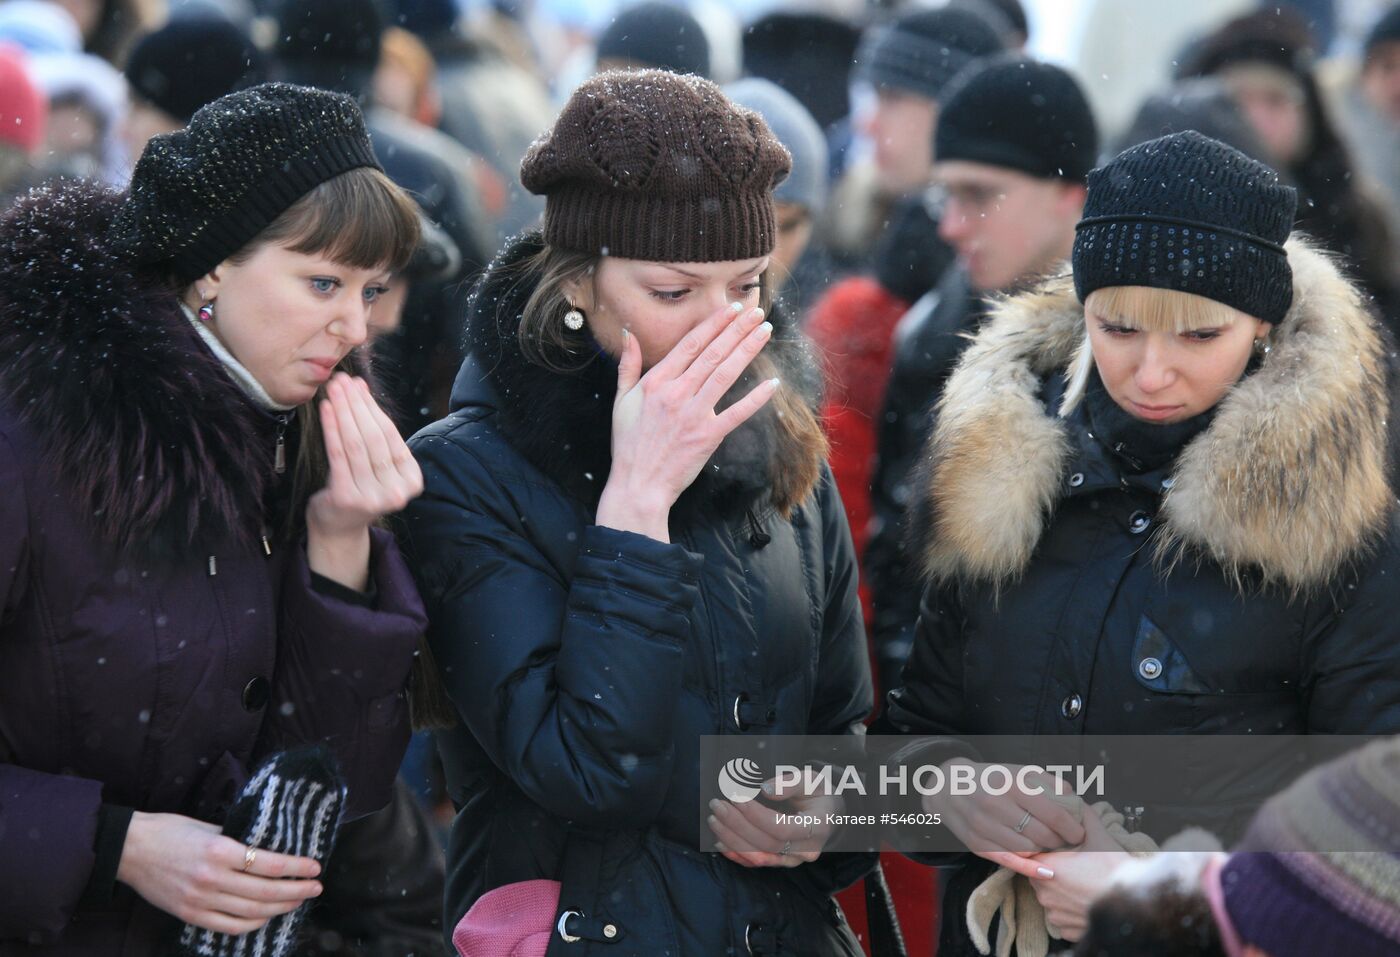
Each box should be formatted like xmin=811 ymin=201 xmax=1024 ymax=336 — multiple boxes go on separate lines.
xmin=0 ymin=181 xmax=272 ymax=556
xmin=1074 ymin=883 xmax=1225 ymax=957
xmin=457 ymin=231 xmax=826 ymax=518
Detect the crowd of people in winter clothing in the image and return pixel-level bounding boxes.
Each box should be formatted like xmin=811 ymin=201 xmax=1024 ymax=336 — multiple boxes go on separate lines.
xmin=3 ymin=1 xmax=1400 ymax=956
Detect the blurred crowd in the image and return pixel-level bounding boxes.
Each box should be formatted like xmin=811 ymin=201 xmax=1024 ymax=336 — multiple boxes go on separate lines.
xmin=3 ymin=0 xmax=1400 ymax=954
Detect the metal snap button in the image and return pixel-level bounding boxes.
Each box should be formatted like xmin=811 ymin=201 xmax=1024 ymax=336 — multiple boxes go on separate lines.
xmin=1068 ymin=472 xmax=1085 ymax=488
xmin=1129 ymin=511 xmax=1151 ymax=534
xmin=242 ymin=676 xmax=270 ymax=712
xmin=1061 ymin=693 xmax=1083 ymax=719
xmin=1139 ymin=657 xmax=1163 ymax=680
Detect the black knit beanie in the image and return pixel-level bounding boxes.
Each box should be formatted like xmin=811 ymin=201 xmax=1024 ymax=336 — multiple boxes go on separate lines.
xmin=596 ymin=1 xmax=711 ymax=79
xmin=276 ymin=0 xmax=383 ymax=98
xmin=112 ymin=82 xmax=382 ymax=285
xmin=1365 ymin=5 xmax=1400 ymax=59
xmin=520 ymin=70 xmax=791 ymax=263
xmin=1073 ymin=131 xmax=1297 ymax=324
xmin=934 ymin=55 xmax=1098 ymax=181
xmin=854 ymin=7 xmax=1004 ymax=102
xmin=124 ymin=17 xmax=266 ymax=123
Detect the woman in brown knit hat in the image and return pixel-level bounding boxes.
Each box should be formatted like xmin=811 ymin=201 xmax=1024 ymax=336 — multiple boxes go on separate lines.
xmin=401 ymin=70 xmax=875 ymax=955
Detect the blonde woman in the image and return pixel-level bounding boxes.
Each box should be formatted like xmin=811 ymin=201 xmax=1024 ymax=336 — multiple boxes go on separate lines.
xmin=880 ymin=131 xmax=1400 ymax=955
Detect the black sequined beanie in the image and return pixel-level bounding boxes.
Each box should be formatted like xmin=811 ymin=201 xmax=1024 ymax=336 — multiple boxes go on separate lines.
xmin=520 ymin=70 xmax=791 ymax=263
xmin=1072 ymin=130 xmax=1297 ymax=324
xmin=112 ymin=82 xmax=382 ymax=284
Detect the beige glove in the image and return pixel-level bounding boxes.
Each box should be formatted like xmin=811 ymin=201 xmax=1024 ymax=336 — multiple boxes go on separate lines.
xmin=966 ymin=799 xmax=1158 ymax=957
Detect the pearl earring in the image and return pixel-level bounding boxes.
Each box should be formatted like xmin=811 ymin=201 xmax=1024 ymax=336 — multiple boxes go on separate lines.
xmin=1253 ymin=335 xmax=1271 ymax=356
xmin=563 ymin=303 xmax=586 ymax=331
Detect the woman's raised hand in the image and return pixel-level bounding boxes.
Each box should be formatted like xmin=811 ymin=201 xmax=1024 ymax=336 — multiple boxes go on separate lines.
xmin=117 ymin=811 xmax=323 ymax=935
xmin=596 ymin=301 xmax=779 ymax=542
xmin=306 ymin=373 xmax=424 ymax=589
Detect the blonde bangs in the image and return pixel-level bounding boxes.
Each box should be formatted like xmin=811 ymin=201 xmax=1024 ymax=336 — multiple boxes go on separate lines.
xmin=1085 ymin=285 xmax=1246 ymax=334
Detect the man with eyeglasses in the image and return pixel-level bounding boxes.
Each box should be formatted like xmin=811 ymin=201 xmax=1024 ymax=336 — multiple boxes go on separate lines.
xmin=867 ymin=55 xmax=1097 ymax=697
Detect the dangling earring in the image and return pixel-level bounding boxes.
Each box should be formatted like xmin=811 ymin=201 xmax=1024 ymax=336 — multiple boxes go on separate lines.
xmin=563 ymin=302 xmax=586 ymax=331
xmin=1253 ymin=335 xmax=1271 ymax=357
xmin=198 ymin=299 xmax=216 ymax=322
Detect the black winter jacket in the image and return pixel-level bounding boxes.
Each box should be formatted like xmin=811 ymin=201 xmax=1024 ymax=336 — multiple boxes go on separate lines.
xmin=400 ymin=234 xmax=876 ymax=957
xmin=879 ymin=240 xmax=1400 ymax=954
xmin=867 ymin=267 xmax=985 ymax=693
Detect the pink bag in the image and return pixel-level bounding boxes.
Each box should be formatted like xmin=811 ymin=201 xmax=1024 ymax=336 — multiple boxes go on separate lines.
xmin=452 ymin=880 xmax=562 ymax=957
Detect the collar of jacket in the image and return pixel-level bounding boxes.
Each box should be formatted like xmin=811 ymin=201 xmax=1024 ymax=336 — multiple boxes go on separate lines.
xmin=452 ymin=230 xmax=826 ymax=521
xmin=913 ymin=237 xmax=1394 ymax=595
xmin=0 ymin=180 xmax=275 ymax=558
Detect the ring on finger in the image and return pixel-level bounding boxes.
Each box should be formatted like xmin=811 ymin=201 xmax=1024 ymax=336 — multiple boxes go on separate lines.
xmin=780 ymin=840 xmax=792 ymax=857
xmin=242 ymin=845 xmax=257 ymax=872
xmin=1014 ymin=810 xmax=1033 ymax=834
xmin=803 ymin=822 xmax=815 ymax=840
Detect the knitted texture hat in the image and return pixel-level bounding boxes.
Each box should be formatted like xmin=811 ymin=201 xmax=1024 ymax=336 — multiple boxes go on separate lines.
xmin=0 ymin=46 xmax=46 ymax=154
xmin=934 ymin=55 xmax=1098 ymax=182
xmin=595 ymin=1 xmax=710 ymax=79
xmin=520 ymin=69 xmax=791 ymax=263
xmin=1365 ymin=4 xmax=1400 ymax=59
xmin=125 ymin=17 xmax=266 ymax=123
xmin=853 ymin=7 xmax=1004 ymax=102
xmin=1218 ymin=737 xmax=1400 ymax=957
xmin=724 ymin=77 xmax=827 ymax=214
xmin=112 ymin=82 xmax=382 ymax=285
xmin=1072 ymin=130 xmax=1296 ymax=324
xmin=176 ymin=748 xmax=347 ymax=957
xmin=276 ymin=0 xmax=382 ymax=97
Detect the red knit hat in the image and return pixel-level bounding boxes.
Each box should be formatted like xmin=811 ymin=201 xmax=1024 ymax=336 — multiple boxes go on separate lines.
xmin=0 ymin=45 xmax=46 ymax=155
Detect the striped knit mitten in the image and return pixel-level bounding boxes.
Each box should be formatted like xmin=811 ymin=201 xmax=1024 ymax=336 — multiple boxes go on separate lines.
xmin=176 ymin=747 xmax=347 ymax=957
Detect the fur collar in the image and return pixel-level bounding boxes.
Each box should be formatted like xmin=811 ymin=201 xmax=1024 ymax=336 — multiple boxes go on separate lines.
xmin=454 ymin=231 xmax=826 ymax=518
xmin=0 ymin=181 xmax=273 ymax=557
xmin=918 ymin=238 xmax=1394 ymax=593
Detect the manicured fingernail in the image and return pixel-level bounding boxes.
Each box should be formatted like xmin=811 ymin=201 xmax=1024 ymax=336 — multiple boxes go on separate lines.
xmin=621 ymin=328 xmax=629 ymax=342
xmin=707 ymin=815 xmax=719 ymax=829
xmin=730 ymin=301 xmax=744 ymax=313
xmin=768 ymin=377 xmax=781 ymax=389
xmin=1038 ymin=867 xmax=1055 ymax=878
xmin=751 ymin=306 xmax=765 ymax=320
xmin=715 ymin=842 xmax=727 ymax=852
xmin=708 ymin=799 xmax=721 ymax=811
xmin=758 ymin=321 xmax=773 ymax=336
xmin=761 ymin=780 xmax=775 ymax=795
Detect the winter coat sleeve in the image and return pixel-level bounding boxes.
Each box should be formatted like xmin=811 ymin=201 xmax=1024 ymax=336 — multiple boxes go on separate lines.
xmin=0 ymin=430 xmax=107 ymax=943
xmin=1301 ymin=524 xmax=1400 ymax=732
xmin=258 ymin=527 xmax=426 ymax=819
xmin=802 ymin=468 xmax=879 ymax=895
xmin=402 ymin=432 xmax=704 ymax=828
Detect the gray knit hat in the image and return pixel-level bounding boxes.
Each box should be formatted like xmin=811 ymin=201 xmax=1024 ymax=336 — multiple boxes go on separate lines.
xmin=724 ymin=78 xmax=828 ymax=215
xmin=854 ymin=7 xmax=1004 ymax=102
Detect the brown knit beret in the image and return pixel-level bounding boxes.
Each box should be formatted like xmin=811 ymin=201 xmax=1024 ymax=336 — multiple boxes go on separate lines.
xmin=520 ymin=70 xmax=791 ymax=262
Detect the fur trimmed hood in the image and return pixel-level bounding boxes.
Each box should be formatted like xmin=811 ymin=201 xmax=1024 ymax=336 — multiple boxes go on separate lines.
xmin=0 ymin=181 xmax=273 ymax=556
xmin=918 ymin=237 xmax=1395 ymax=593
xmin=452 ymin=231 xmax=827 ymax=518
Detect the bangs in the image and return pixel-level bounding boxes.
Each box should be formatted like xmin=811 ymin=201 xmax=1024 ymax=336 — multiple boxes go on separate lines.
xmin=1085 ymin=285 xmax=1246 ymax=334
xmin=273 ymin=167 xmax=421 ymax=273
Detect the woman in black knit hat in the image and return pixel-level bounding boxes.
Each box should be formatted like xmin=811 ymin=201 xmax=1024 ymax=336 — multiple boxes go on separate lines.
xmin=400 ymin=69 xmax=875 ymax=956
xmin=0 ymin=83 xmax=434 ymax=955
xmin=877 ymin=130 xmax=1400 ymax=956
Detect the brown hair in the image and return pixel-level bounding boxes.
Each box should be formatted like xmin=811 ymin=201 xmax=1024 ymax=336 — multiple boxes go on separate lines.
xmin=509 ymin=245 xmax=828 ymax=517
